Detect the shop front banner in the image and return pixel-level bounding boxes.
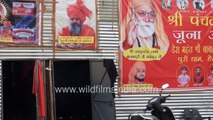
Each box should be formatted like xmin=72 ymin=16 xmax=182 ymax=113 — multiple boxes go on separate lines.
xmin=55 ymin=0 xmax=97 ymax=50
xmin=119 ymin=0 xmax=213 ymax=92
xmin=0 ymin=0 xmax=39 ymax=45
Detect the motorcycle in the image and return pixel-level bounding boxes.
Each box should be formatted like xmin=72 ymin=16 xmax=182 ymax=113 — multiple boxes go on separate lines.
xmin=128 ymin=84 xmax=212 ymax=120
xmin=128 ymin=83 xmax=174 ymax=120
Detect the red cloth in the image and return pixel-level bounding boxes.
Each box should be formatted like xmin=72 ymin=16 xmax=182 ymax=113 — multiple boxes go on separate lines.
xmin=66 ymin=0 xmax=92 ymax=22
xmin=122 ymin=39 xmax=132 ymax=50
xmin=194 ymin=74 xmax=204 ymax=83
xmin=58 ymin=24 xmax=96 ymax=49
xmin=59 ymin=24 xmax=95 ymax=37
xmin=32 ymin=60 xmax=46 ymax=117
xmin=122 ymin=38 xmax=160 ymax=50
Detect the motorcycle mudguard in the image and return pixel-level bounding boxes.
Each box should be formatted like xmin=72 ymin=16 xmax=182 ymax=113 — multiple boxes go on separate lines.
xmin=151 ymin=106 xmax=175 ymax=120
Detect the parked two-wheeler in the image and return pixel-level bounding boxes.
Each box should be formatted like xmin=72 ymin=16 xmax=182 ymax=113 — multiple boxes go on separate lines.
xmin=128 ymin=84 xmax=212 ymax=120
xmin=128 ymin=84 xmax=174 ymax=120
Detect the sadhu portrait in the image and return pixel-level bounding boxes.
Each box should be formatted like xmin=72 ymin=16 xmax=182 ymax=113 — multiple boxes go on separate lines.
xmin=56 ymin=0 xmax=96 ymax=49
xmin=128 ymin=62 xmax=146 ymax=84
xmin=121 ymin=0 xmax=169 ymax=53
xmin=193 ymin=66 xmax=204 ymax=84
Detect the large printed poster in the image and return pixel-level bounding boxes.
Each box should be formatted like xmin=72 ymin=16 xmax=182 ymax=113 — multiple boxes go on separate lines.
xmin=120 ymin=0 xmax=213 ymax=92
xmin=0 ymin=0 xmax=38 ymax=45
xmin=55 ymin=0 xmax=97 ymax=50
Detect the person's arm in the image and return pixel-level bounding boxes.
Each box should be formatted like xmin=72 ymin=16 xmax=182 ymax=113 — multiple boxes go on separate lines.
xmin=201 ymin=75 xmax=204 ymax=82
xmin=177 ymin=75 xmax=181 ymax=84
xmin=59 ymin=26 xmax=70 ymax=36
xmin=126 ymin=19 xmax=137 ymax=47
xmin=87 ymin=27 xmax=95 ymax=37
xmin=81 ymin=25 xmax=95 ymax=37
xmin=187 ymin=75 xmax=190 ymax=83
xmin=126 ymin=10 xmax=138 ymax=47
xmin=193 ymin=76 xmax=196 ymax=82
xmin=207 ymin=76 xmax=210 ymax=82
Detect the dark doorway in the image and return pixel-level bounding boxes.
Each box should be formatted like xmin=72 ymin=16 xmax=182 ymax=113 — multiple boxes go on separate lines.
xmin=3 ymin=61 xmax=36 ymax=120
xmin=54 ymin=60 xmax=92 ymax=120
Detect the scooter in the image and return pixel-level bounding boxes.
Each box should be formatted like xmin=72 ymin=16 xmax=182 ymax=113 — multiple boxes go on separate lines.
xmin=128 ymin=83 xmax=175 ymax=120
xmin=128 ymin=84 xmax=213 ymax=120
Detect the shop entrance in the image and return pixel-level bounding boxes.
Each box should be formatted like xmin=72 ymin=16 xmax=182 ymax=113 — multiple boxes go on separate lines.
xmin=54 ymin=60 xmax=92 ymax=120
xmin=3 ymin=61 xmax=36 ymax=120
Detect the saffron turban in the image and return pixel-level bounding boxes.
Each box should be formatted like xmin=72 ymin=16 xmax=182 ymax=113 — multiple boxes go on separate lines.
xmin=66 ymin=0 xmax=92 ymax=22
